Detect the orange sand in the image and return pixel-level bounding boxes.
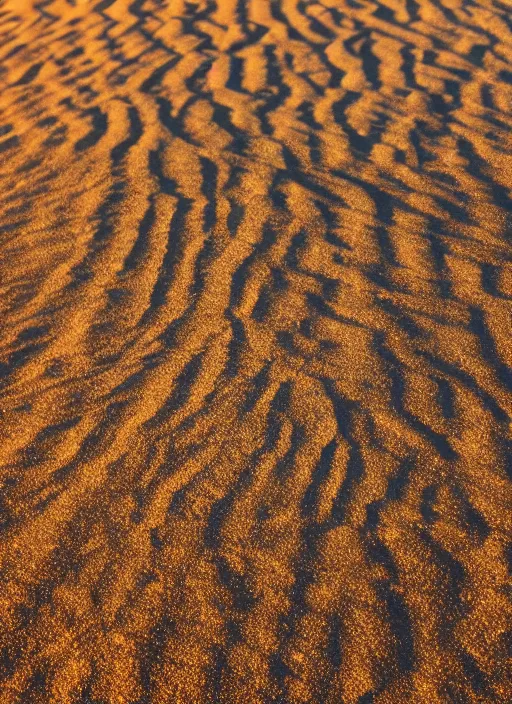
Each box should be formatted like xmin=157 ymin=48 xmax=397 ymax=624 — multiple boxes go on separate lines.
xmin=0 ymin=0 xmax=511 ymax=702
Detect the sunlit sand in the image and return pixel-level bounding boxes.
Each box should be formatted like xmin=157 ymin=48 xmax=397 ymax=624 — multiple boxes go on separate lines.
xmin=0 ymin=0 xmax=511 ymax=702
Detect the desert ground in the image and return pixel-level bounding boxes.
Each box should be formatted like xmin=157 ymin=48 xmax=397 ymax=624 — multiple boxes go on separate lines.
xmin=0 ymin=0 xmax=511 ymax=702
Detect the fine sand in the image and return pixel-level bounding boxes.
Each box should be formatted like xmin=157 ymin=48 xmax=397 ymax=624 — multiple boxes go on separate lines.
xmin=0 ymin=0 xmax=511 ymax=702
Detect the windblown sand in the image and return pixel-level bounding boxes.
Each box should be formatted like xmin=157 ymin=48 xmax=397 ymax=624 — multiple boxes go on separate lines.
xmin=0 ymin=0 xmax=511 ymax=702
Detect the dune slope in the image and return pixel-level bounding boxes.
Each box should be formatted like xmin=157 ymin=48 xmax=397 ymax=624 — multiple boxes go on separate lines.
xmin=0 ymin=0 xmax=511 ymax=702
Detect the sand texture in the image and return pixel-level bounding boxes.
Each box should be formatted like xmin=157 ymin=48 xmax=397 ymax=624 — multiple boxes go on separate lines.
xmin=0 ymin=0 xmax=511 ymax=702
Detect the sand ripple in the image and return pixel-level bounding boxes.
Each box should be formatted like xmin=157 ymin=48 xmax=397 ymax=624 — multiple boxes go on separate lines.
xmin=0 ymin=0 xmax=511 ymax=702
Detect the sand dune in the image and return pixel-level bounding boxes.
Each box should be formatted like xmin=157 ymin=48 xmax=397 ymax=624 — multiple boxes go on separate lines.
xmin=0 ymin=0 xmax=511 ymax=702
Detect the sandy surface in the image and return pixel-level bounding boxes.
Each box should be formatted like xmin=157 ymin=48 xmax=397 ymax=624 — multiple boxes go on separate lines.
xmin=0 ymin=0 xmax=511 ymax=702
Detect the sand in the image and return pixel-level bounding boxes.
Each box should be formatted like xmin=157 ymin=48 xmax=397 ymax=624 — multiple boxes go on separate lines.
xmin=0 ymin=0 xmax=511 ymax=702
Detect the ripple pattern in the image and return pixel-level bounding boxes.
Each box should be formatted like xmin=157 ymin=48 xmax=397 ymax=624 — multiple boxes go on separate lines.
xmin=0 ymin=0 xmax=511 ymax=702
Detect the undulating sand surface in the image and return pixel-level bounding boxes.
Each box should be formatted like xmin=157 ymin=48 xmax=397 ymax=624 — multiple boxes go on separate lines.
xmin=0 ymin=0 xmax=511 ymax=702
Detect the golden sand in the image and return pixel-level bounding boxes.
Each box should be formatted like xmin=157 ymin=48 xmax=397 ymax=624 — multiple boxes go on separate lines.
xmin=0 ymin=0 xmax=511 ymax=702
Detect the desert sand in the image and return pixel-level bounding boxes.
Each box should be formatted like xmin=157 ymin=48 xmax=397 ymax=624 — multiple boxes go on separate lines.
xmin=0 ymin=0 xmax=511 ymax=702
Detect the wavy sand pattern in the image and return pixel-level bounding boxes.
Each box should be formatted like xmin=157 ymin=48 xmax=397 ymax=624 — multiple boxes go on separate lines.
xmin=0 ymin=0 xmax=512 ymax=702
